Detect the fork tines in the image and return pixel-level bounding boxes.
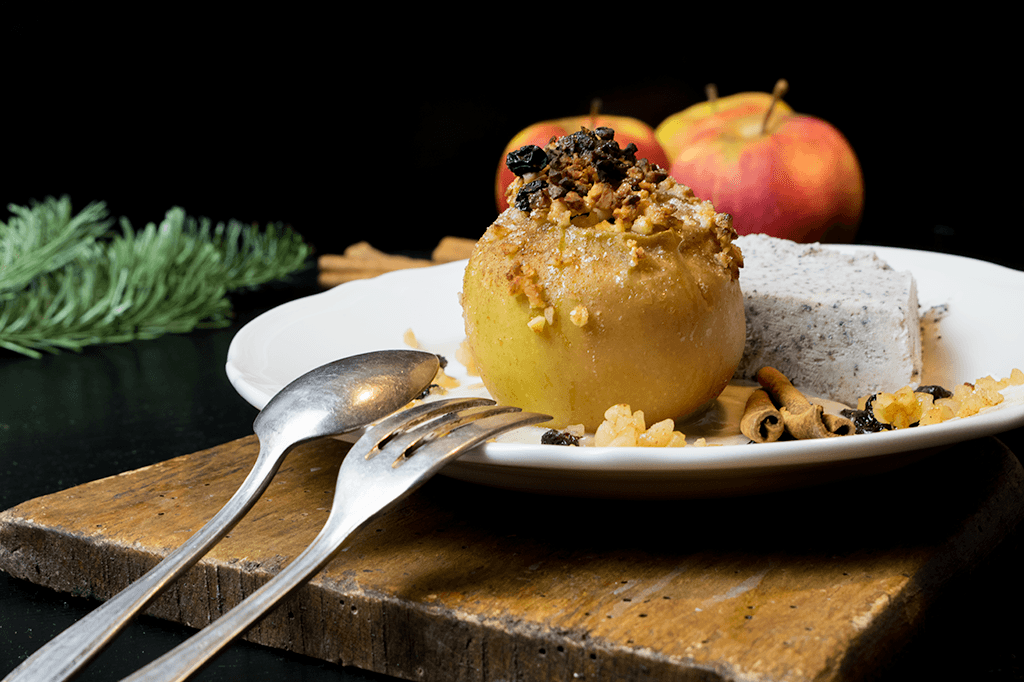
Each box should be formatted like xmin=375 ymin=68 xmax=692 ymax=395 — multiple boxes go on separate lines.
xmin=367 ymin=397 xmax=536 ymax=465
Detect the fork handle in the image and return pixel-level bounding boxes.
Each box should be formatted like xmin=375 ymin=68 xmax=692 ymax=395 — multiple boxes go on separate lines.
xmin=120 ymin=407 xmax=551 ymax=682
xmin=121 ymin=511 xmax=364 ymax=682
xmin=3 ymin=446 xmax=286 ymax=682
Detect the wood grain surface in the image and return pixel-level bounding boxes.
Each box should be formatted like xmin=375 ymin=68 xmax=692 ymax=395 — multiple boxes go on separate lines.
xmin=2 ymin=435 xmax=1022 ymax=681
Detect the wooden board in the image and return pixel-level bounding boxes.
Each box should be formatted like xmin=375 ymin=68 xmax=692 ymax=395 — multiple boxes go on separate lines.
xmin=2 ymin=435 xmax=1023 ymax=681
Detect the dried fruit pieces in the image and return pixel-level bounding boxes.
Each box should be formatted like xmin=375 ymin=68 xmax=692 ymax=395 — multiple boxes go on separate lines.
xmin=503 ymin=126 xmax=677 ymax=233
xmin=843 ymin=368 xmax=1023 ymax=433
xmin=541 ymin=425 xmax=583 ymax=446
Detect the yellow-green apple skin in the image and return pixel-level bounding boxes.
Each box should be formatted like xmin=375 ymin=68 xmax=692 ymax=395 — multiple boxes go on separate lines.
xmin=657 ymin=93 xmax=863 ymax=243
xmin=461 ymin=210 xmax=744 ymax=431
xmin=655 ymin=92 xmax=793 ymax=161
xmin=495 ymin=115 xmax=670 ymax=212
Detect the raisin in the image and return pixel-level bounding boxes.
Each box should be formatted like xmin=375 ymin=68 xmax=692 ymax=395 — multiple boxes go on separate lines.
xmin=565 ymin=128 xmax=596 ymax=153
xmin=416 ymin=384 xmax=440 ymax=400
xmin=915 ymin=385 xmax=952 ymax=400
xmin=515 ymin=179 xmax=546 ymax=212
xmin=840 ymin=394 xmax=893 ymax=434
xmin=541 ymin=429 xmax=580 ymax=446
xmin=507 ymin=127 xmax=669 ymax=225
xmin=506 ymin=145 xmax=548 ymax=176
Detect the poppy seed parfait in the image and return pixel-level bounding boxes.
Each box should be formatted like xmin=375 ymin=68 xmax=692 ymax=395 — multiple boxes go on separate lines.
xmin=461 ymin=127 xmax=745 ymax=431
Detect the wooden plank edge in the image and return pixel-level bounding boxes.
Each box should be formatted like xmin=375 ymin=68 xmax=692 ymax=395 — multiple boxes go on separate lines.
xmin=831 ymin=437 xmax=1024 ymax=680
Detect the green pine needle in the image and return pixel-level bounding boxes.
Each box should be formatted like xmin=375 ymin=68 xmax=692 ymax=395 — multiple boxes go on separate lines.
xmin=0 ymin=197 xmax=312 ymax=358
xmin=0 ymin=196 xmax=113 ymax=296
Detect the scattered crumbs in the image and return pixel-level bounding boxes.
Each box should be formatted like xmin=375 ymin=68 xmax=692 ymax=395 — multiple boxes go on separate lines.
xmin=922 ymin=303 xmax=949 ymax=324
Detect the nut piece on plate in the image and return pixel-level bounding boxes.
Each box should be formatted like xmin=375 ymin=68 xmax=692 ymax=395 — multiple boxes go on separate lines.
xmin=461 ymin=127 xmax=745 ymax=431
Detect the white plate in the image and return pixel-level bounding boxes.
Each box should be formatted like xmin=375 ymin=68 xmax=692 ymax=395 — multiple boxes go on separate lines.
xmin=226 ymin=246 xmax=1024 ymax=498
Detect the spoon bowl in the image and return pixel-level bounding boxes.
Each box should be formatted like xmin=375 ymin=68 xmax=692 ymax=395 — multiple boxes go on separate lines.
xmin=255 ymin=350 xmax=442 ymax=448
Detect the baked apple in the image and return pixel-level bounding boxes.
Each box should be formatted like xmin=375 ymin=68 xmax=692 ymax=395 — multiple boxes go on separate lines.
xmin=462 ymin=127 xmax=745 ymax=431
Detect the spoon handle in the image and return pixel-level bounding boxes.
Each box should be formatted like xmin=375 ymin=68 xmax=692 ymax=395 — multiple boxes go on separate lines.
xmin=121 ymin=509 xmax=365 ymax=682
xmin=3 ymin=444 xmax=286 ymax=682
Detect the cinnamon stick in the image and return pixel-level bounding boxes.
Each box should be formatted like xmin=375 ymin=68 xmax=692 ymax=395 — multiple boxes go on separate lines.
xmin=740 ymin=388 xmax=785 ymax=443
xmin=755 ymin=366 xmax=854 ymax=439
xmin=431 ymin=236 xmax=476 ymax=263
xmin=317 ymin=237 xmax=478 ymax=288
xmin=319 ymin=243 xmax=433 ymax=271
xmin=317 ymin=268 xmax=406 ymax=288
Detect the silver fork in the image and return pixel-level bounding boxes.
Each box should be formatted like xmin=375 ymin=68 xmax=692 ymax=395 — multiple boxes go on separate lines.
xmin=4 ymin=351 xmax=441 ymax=682
xmin=121 ymin=397 xmax=549 ymax=682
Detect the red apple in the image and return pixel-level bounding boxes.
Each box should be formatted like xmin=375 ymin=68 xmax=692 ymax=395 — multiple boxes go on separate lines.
xmin=495 ymin=103 xmax=670 ymax=212
xmin=656 ymin=84 xmax=794 ymax=161
xmin=656 ymin=81 xmax=863 ymax=243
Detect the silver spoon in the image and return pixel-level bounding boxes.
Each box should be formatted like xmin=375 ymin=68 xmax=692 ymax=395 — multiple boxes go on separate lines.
xmin=124 ymin=398 xmax=550 ymax=682
xmin=5 ymin=349 xmax=441 ymax=682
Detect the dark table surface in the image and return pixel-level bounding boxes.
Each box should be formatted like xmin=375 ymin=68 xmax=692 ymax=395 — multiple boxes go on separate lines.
xmin=2 ymin=264 xmax=1022 ymax=682
xmin=0 ymin=271 xmax=391 ymax=682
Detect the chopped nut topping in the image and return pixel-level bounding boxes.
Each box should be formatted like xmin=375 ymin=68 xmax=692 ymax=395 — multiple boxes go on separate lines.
xmin=503 ymin=127 xmax=741 ymax=280
xmin=495 ymin=126 xmax=743 ymax=334
xmin=626 ymin=239 xmax=643 ymax=267
xmin=594 ymin=404 xmax=688 ymax=447
xmin=569 ymin=304 xmax=589 ymax=327
xmin=506 ymin=127 xmax=687 ymax=236
xmin=507 ymin=261 xmax=545 ymax=308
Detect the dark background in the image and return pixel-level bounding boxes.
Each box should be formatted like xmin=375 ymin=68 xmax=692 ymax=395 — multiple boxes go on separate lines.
xmin=3 ymin=15 xmax=1022 ymax=682
xmin=4 ymin=19 xmax=1020 ymax=272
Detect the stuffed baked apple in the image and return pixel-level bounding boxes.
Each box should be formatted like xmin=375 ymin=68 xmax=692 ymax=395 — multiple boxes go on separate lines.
xmin=462 ymin=127 xmax=745 ymax=431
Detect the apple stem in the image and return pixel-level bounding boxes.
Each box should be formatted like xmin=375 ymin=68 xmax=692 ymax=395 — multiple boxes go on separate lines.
xmin=705 ymin=83 xmax=718 ymax=102
xmin=761 ymin=78 xmax=789 ymax=134
xmin=589 ymin=97 xmax=602 ymax=129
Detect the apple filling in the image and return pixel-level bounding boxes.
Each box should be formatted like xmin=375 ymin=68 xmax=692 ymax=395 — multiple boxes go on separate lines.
xmin=506 ymin=126 xmax=714 ymax=237
xmin=462 ymin=127 xmax=746 ymax=430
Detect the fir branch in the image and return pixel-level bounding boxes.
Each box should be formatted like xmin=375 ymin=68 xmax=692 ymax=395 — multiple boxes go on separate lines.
xmin=131 ymin=208 xmax=313 ymax=292
xmin=0 ymin=198 xmax=312 ymax=358
xmin=0 ymin=196 xmax=113 ymax=297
